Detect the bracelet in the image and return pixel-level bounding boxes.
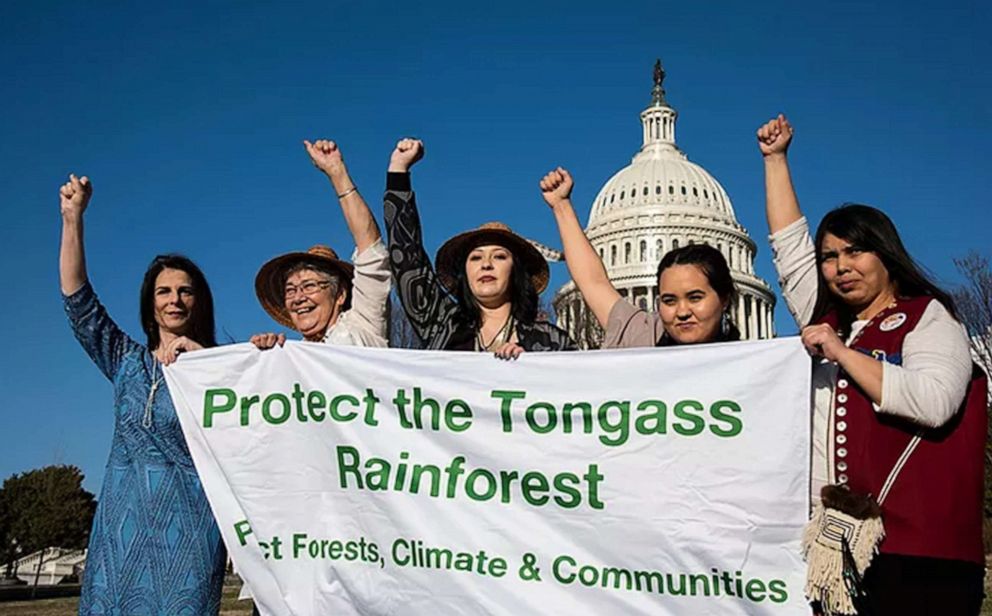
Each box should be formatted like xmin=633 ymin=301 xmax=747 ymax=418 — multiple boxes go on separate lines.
xmin=337 ymin=186 xmax=359 ymax=199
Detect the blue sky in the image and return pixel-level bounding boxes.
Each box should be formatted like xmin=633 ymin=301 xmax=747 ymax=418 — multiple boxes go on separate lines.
xmin=1 ymin=1 xmax=989 ymax=493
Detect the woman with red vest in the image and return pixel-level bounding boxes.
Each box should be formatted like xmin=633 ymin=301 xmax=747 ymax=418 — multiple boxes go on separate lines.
xmin=757 ymin=114 xmax=986 ymax=614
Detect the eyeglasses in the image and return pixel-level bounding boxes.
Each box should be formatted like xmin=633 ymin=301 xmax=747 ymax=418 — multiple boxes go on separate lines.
xmin=284 ymin=279 xmax=335 ymax=300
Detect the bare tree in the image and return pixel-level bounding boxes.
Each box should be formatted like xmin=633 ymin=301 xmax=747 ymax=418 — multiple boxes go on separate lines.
xmin=387 ymin=293 xmax=422 ymax=349
xmin=953 ymin=252 xmax=992 ymax=376
xmin=571 ymin=302 xmax=605 ymax=350
xmin=951 ymin=251 xmax=992 ymax=527
xmin=551 ymin=289 xmax=604 ymax=350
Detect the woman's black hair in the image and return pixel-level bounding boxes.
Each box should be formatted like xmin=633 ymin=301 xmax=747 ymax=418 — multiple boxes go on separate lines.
xmin=655 ymin=243 xmax=741 ymax=344
xmin=808 ymin=204 xmax=957 ymax=330
xmin=139 ymin=254 xmax=218 ymax=350
xmin=450 ymin=245 xmax=539 ymax=331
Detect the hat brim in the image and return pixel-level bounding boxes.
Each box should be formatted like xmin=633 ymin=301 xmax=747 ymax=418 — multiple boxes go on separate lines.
xmin=435 ymin=228 xmax=549 ymax=295
xmin=255 ymin=251 xmax=355 ymax=329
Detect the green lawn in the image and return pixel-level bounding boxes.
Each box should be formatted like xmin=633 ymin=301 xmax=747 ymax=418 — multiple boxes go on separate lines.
xmin=0 ymin=583 xmax=252 ymax=615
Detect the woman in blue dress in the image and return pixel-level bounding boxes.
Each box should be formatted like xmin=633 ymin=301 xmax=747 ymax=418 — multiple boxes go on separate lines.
xmin=59 ymin=174 xmax=226 ymax=615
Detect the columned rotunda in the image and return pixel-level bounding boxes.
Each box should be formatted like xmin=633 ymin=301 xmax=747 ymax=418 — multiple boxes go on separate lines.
xmin=553 ymin=61 xmax=775 ymax=347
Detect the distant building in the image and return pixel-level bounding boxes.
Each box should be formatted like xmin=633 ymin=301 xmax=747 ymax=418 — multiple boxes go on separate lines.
xmin=554 ymin=60 xmax=775 ymax=347
xmin=9 ymin=547 xmax=86 ymax=585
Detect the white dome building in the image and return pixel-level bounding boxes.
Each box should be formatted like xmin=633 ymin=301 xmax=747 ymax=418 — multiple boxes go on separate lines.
xmin=554 ymin=60 xmax=775 ymax=347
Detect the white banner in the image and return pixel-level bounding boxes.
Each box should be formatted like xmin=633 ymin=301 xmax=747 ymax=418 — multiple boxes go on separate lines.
xmin=165 ymin=338 xmax=811 ymax=615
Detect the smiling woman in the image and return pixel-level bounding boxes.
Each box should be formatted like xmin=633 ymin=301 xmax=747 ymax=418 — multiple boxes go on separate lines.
xmin=251 ymin=139 xmax=390 ymax=350
xmin=282 ymin=266 xmax=344 ymax=339
xmin=58 ymin=175 xmax=226 ymax=614
xmin=141 ymin=255 xmax=217 ymax=354
xmin=540 ymin=167 xmax=741 ymax=348
xmin=153 ymin=270 xmax=195 ymax=327
xmin=255 ymin=245 xmax=356 ymax=343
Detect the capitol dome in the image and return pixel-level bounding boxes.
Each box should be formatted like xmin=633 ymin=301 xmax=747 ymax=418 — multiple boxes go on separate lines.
xmin=554 ymin=60 xmax=776 ymax=346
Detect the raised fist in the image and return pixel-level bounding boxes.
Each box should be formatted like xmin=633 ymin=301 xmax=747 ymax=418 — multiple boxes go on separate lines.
xmin=60 ymin=174 xmax=92 ymax=218
xmin=388 ymin=138 xmax=424 ymax=173
xmin=539 ymin=167 xmax=573 ymax=209
xmin=756 ymin=114 xmax=794 ymax=157
xmin=304 ymin=139 xmax=346 ymax=178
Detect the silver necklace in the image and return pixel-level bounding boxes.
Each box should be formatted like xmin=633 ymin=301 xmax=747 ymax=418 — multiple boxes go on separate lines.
xmin=476 ymin=314 xmax=515 ymax=352
xmin=143 ymin=359 xmax=163 ymax=429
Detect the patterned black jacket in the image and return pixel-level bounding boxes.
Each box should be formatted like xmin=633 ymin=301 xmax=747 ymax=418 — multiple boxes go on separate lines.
xmin=384 ymin=173 xmax=576 ymax=352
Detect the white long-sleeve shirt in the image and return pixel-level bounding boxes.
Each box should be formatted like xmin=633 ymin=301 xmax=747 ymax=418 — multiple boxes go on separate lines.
xmin=321 ymin=239 xmax=390 ymax=347
xmin=769 ymin=217 xmax=972 ymax=499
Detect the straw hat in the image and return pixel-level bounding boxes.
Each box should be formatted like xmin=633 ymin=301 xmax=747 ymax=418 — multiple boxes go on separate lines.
xmin=435 ymin=222 xmax=549 ymax=294
xmin=255 ymin=245 xmax=355 ymax=329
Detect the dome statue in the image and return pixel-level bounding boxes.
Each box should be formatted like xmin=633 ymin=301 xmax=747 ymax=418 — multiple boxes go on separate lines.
xmin=552 ymin=60 xmax=776 ymax=347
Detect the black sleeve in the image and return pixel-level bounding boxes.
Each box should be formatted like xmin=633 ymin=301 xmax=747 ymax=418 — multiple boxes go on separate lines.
xmin=383 ymin=174 xmax=461 ymax=349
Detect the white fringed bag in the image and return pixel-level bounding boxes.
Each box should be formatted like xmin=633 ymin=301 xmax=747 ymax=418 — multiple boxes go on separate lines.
xmin=802 ymin=435 xmax=921 ymax=615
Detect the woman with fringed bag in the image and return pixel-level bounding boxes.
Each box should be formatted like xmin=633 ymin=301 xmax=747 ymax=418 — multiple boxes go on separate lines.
xmin=757 ymin=115 xmax=986 ymax=615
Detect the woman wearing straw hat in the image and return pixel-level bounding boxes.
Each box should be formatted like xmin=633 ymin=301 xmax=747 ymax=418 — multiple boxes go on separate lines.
xmin=384 ymin=138 xmax=575 ymax=356
xmin=251 ymin=139 xmax=390 ymax=349
xmin=243 ymin=139 xmax=391 ymax=614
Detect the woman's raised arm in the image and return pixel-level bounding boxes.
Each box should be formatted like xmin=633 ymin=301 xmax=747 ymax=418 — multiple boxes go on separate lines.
xmin=60 ymin=174 xmax=92 ymax=295
xmin=304 ymin=139 xmax=381 ymax=253
xmin=59 ymin=175 xmax=140 ymax=379
xmin=757 ymin=114 xmax=802 ymax=233
xmin=383 ymin=139 xmax=459 ymax=347
xmin=541 ymin=167 xmax=620 ymax=328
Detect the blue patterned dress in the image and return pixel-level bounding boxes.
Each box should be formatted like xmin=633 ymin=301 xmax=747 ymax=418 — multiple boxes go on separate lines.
xmin=65 ymin=282 xmax=226 ymax=615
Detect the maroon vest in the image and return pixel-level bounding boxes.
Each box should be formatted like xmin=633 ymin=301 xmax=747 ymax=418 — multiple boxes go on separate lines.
xmin=820 ymin=296 xmax=986 ymax=564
